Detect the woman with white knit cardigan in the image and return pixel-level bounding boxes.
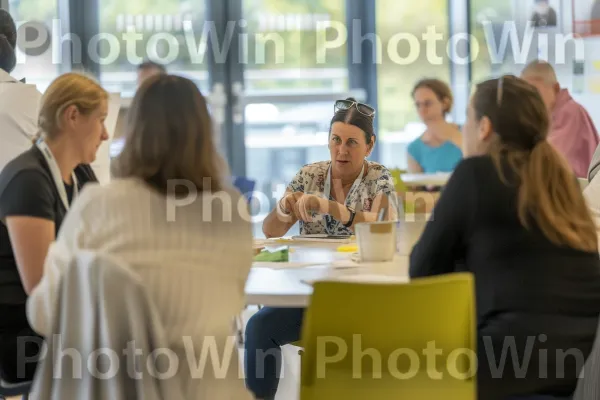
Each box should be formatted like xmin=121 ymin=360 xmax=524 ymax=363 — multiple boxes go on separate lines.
xmin=27 ymin=74 xmax=254 ymax=399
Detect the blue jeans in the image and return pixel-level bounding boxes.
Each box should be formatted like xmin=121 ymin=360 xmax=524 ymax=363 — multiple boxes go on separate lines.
xmin=244 ymin=307 xmax=304 ymax=400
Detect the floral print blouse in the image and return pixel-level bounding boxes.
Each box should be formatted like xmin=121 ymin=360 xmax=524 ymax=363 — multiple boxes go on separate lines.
xmin=285 ymin=160 xmax=396 ymax=235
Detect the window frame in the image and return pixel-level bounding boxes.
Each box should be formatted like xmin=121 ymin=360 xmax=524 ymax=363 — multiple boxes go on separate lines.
xmin=48 ymin=0 xmax=473 ymax=175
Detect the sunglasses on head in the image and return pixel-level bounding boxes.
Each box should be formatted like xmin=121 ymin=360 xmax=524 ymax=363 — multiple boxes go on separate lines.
xmin=334 ymin=99 xmax=376 ymax=117
xmin=496 ymin=74 xmax=519 ymax=107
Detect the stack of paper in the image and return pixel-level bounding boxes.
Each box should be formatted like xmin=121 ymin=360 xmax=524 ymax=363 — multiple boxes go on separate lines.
xmin=291 ymin=234 xmax=354 ymax=243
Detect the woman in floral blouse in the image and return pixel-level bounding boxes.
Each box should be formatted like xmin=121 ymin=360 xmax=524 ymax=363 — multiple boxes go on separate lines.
xmin=245 ymin=98 xmax=396 ymax=400
xmin=262 ymin=98 xmax=396 ymax=239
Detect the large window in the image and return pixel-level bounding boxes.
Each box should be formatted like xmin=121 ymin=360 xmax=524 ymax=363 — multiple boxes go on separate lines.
xmin=243 ymin=0 xmax=347 ymax=94
xmin=469 ymin=0 xmax=517 ymax=84
xmin=376 ymin=0 xmax=451 ymax=170
xmin=469 ymin=0 xmax=599 ymax=129
xmin=241 ymin=0 xmax=347 ymax=207
xmin=9 ymin=0 xmax=60 ymax=92
xmin=97 ymin=0 xmax=208 ymax=98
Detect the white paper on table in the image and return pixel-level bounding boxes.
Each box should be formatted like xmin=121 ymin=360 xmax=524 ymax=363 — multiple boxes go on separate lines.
xmin=329 ymin=253 xmax=404 ymax=268
xmin=302 ymin=274 xmax=409 ymax=286
xmin=91 ymin=92 xmax=121 ymax=184
xmin=253 ymin=237 xmax=294 ymax=247
xmin=252 ymin=261 xmax=322 ymax=270
xmin=254 ymin=235 xmax=354 ymax=246
xmin=290 ymin=236 xmax=354 ymax=244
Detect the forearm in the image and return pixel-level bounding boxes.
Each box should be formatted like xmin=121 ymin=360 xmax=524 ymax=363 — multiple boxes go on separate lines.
xmin=325 ymin=200 xmax=381 ymax=231
xmin=325 ymin=190 xmax=395 ymax=231
xmin=262 ymin=206 xmax=297 ymax=238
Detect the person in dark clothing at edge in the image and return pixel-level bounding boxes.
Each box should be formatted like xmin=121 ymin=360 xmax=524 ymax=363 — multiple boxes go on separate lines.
xmin=410 ymin=75 xmax=600 ymax=400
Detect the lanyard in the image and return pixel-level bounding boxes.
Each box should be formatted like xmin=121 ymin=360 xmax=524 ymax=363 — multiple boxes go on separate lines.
xmin=36 ymin=140 xmax=78 ymax=211
xmin=323 ymin=161 xmax=365 ymax=207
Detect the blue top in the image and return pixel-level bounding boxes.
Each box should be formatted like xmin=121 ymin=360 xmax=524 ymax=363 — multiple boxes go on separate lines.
xmin=407 ymin=137 xmax=463 ymax=173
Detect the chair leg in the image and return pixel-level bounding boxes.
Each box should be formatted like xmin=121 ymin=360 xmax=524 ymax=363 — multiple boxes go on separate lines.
xmin=235 ymin=314 xmax=244 ymax=346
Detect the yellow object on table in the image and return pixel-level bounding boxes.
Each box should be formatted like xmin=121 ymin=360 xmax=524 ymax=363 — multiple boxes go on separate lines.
xmin=336 ymin=244 xmax=358 ymax=253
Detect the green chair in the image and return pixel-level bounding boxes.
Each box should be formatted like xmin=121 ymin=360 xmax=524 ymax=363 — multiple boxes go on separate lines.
xmin=299 ymin=273 xmax=476 ymax=400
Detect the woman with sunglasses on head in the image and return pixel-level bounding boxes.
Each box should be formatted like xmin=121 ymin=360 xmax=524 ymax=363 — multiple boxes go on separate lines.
xmin=247 ymin=98 xmax=396 ymax=400
xmin=407 ymin=78 xmax=462 ymax=174
xmin=261 ymin=97 xmax=396 ymax=240
xmin=409 ymin=75 xmax=600 ymax=400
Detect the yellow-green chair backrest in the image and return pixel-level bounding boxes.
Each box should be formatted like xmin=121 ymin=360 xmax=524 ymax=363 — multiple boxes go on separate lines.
xmin=299 ymin=272 xmax=476 ymax=400
xmin=390 ymin=168 xmax=408 ymax=193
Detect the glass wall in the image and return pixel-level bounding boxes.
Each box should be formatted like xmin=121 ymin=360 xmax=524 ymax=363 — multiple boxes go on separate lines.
xmin=376 ymin=0 xmax=452 ymax=170
xmin=469 ymin=0 xmax=515 ymax=84
xmin=9 ymin=0 xmax=60 ymax=92
xmin=242 ymin=0 xmax=347 ymax=208
xmin=469 ymin=0 xmax=597 ymax=128
xmin=242 ymin=0 xmax=347 ymax=95
xmin=97 ymin=0 xmax=208 ymax=98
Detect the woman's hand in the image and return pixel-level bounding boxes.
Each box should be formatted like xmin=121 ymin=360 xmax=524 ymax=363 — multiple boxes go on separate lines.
xmin=278 ymin=192 xmax=304 ymax=217
xmin=295 ymin=194 xmax=329 ymax=222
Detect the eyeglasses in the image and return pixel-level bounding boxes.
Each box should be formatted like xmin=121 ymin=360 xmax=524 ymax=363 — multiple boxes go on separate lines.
xmin=415 ymin=100 xmax=435 ymax=109
xmin=334 ymin=99 xmax=376 ymax=117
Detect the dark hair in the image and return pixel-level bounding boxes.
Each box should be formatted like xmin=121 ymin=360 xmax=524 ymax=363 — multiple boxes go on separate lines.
xmin=329 ymin=97 xmax=375 ymax=145
xmin=137 ymin=60 xmax=166 ymax=73
xmin=412 ymin=78 xmax=453 ymax=114
xmin=0 ymin=10 xmax=17 ymax=73
xmin=112 ymin=74 xmax=227 ymax=195
xmin=473 ymin=75 xmax=597 ymax=253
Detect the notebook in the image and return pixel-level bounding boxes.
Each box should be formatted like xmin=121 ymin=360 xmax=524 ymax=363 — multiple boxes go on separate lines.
xmin=291 ymin=234 xmax=354 ymax=243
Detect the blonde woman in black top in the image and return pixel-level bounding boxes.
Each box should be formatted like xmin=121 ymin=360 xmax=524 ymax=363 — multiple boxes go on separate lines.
xmin=410 ymin=75 xmax=600 ymax=399
xmin=0 ymin=73 xmax=107 ymax=382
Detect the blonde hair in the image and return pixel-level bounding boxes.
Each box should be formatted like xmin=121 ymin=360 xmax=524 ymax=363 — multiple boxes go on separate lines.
xmin=38 ymin=72 xmax=108 ymax=140
xmin=112 ymin=74 xmax=228 ymax=194
xmin=473 ymin=75 xmax=597 ymax=252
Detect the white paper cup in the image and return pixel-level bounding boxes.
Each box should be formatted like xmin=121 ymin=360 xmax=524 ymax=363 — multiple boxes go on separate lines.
xmin=355 ymin=221 xmax=397 ymax=262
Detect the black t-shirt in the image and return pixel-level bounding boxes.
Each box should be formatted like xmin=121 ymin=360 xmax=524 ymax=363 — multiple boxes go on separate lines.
xmin=0 ymin=146 xmax=97 ymax=305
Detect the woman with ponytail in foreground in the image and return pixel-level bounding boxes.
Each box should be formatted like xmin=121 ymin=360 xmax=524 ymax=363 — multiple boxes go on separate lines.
xmin=409 ymin=75 xmax=600 ymax=400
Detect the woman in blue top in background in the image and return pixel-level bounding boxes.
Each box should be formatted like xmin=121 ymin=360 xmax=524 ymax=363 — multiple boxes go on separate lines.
xmin=407 ymin=78 xmax=463 ymax=173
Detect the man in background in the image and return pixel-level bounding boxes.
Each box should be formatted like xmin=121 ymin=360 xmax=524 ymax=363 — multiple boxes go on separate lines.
xmin=531 ymin=0 xmax=558 ymax=27
xmin=521 ymin=60 xmax=599 ymax=178
xmin=136 ymin=60 xmax=166 ymax=87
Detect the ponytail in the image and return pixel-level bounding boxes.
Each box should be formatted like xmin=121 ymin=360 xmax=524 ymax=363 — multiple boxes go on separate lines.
xmin=492 ymin=140 xmax=598 ymax=252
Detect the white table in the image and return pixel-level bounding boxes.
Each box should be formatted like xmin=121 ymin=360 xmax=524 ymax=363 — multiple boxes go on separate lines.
xmin=245 ymin=221 xmax=425 ymax=307
xmin=401 ymin=172 xmax=450 ymax=187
